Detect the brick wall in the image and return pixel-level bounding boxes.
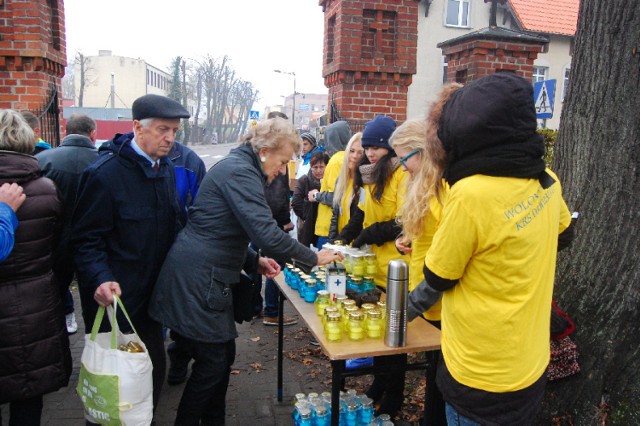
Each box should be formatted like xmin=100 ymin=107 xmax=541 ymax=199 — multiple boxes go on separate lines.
xmin=0 ymin=0 xmax=66 ymax=112
xmin=321 ymin=0 xmax=419 ymax=127
xmin=441 ymin=39 xmax=544 ymax=84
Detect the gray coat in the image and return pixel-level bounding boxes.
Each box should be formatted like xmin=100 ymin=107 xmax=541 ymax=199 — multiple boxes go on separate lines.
xmin=149 ymin=143 xmax=317 ymax=343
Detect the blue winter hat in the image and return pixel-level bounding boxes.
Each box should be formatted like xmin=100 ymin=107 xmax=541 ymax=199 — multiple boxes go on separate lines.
xmin=361 ymin=115 xmax=396 ymax=150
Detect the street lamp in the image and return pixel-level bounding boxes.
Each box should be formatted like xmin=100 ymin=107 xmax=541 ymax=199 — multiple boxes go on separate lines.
xmin=274 ymin=69 xmax=296 ymax=128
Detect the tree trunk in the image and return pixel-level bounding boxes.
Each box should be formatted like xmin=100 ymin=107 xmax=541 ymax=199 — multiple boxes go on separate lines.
xmin=538 ymin=1 xmax=640 ymax=424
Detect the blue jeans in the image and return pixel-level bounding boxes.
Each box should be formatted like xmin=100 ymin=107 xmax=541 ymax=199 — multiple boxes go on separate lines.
xmin=446 ymin=403 xmax=482 ymax=426
xmin=64 ymin=288 xmax=74 ymax=315
xmin=263 ymin=277 xmax=280 ymax=318
xmin=173 ymin=333 xmax=236 ymax=425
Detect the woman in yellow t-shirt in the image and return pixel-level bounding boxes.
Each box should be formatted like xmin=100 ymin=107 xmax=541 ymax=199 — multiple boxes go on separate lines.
xmin=391 ymin=84 xmax=461 ymax=425
xmin=328 ymin=132 xmax=364 ymax=242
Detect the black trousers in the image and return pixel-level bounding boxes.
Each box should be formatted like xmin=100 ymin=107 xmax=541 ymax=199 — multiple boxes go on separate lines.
xmin=0 ymin=395 xmax=43 ymax=426
xmin=173 ymin=333 xmax=236 ymax=426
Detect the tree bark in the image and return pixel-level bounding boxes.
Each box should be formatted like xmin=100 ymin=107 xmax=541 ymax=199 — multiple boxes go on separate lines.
xmin=539 ymin=0 xmax=640 ymax=424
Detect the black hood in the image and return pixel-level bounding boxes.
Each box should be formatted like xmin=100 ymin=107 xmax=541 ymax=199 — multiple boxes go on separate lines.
xmin=437 ymin=73 xmax=545 ymax=186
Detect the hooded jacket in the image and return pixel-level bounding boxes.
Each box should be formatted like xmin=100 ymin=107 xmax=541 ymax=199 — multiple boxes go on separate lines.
xmin=315 ymin=121 xmax=352 ymax=237
xmin=0 ymin=150 xmax=71 ymax=403
xmin=71 ymin=133 xmax=182 ymax=330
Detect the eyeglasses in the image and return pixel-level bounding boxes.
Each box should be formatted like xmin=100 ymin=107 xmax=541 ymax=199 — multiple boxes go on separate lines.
xmin=399 ymin=149 xmax=420 ymax=168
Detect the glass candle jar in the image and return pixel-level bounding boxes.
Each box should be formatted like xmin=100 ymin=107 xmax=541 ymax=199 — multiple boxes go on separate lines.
xmin=340 ymin=299 xmax=357 ymax=317
xmin=347 ymin=311 xmax=365 ymax=341
xmin=343 ymin=305 xmax=359 ymax=331
xmin=324 ymin=312 xmax=342 ymax=342
xmin=364 ymin=253 xmax=377 ymax=276
xmin=376 ymin=301 xmax=387 ymax=319
xmin=350 ymin=253 xmax=365 ymax=277
xmin=303 ymin=279 xmax=317 ymax=303
xmin=362 ymin=276 xmax=375 ymax=291
xmin=334 ymin=294 xmax=348 ymax=307
xmin=323 ymin=305 xmax=339 ymax=325
xmin=361 ymin=303 xmax=377 ymax=314
xmin=350 ymin=277 xmax=363 ymax=294
xmin=315 ymin=290 xmax=330 ymax=316
xmin=365 ymin=309 xmax=383 ymax=339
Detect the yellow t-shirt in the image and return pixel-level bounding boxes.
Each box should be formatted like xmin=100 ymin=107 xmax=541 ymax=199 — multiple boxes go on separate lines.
xmin=359 ymin=166 xmax=408 ymax=288
xmin=409 ymin=185 xmax=448 ymax=321
xmin=337 ymin=180 xmax=354 ymax=234
xmin=315 ymin=151 xmax=345 ymax=237
xmin=425 ymin=170 xmax=571 ymax=392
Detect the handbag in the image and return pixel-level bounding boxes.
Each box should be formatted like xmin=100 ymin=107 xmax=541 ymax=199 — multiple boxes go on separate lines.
xmin=233 ymin=271 xmax=257 ymax=324
xmin=76 ymin=296 xmax=154 ymax=425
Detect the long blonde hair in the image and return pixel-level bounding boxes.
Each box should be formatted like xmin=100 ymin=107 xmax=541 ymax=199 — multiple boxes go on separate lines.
xmin=332 ymin=132 xmax=362 ymax=209
xmin=394 ymin=84 xmax=462 ymax=243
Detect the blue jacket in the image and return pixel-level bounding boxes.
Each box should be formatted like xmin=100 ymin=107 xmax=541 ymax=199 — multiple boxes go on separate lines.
xmin=169 ymin=142 xmax=206 ymax=217
xmin=72 ymin=133 xmax=182 ymax=330
xmin=0 ymin=203 xmax=18 ymax=262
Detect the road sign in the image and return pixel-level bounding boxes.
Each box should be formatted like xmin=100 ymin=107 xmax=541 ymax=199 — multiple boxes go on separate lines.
xmin=249 ymin=110 xmax=260 ymax=121
xmin=533 ymin=80 xmax=556 ymax=119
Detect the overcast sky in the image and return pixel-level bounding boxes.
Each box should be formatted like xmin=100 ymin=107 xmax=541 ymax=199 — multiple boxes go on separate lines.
xmin=64 ymin=0 xmax=328 ymax=112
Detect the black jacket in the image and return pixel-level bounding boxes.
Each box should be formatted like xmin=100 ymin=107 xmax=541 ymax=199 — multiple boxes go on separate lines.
xmin=71 ymin=133 xmax=182 ymax=330
xmin=291 ymin=173 xmax=321 ymax=247
xmin=0 ymin=151 xmax=71 ymax=403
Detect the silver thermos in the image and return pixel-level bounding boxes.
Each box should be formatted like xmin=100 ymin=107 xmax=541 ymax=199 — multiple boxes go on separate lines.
xmin=385 ymin=259 xmax=408 ymax=347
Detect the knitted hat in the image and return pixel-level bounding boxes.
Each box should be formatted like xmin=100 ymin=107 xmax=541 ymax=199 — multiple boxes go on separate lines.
xmin=300 ymin=132 xmax=317 ymax=147
xmin=361 ymin=115 xmax=396 ymax=150
xmin=132 ymin=94 xmax=190 ymax=121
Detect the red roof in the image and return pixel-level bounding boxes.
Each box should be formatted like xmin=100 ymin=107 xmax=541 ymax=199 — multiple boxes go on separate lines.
xmin=509 ymin=0 xmax=579 ymax=36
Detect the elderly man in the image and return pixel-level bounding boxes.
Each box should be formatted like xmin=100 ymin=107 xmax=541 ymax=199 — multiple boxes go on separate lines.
xmin=37 ymin=113 xmax=99 ymax=334
xmin=71 ymin=94 xmax=189 ymax=415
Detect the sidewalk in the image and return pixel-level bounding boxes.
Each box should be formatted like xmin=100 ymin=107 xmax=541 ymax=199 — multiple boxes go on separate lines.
xmin=1 ymin=288 xmax=327 ymax=426
xmin=2 ymin=287 xmax=425 ymax=425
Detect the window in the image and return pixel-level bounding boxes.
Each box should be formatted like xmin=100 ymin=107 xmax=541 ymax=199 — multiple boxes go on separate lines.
xmin=532 ymin=66 xmax=548 ymax=83
xmin=442 ymin=55 xmax=448 ymax=84
xmin=446 ymin=0 xmax=470 ymax=27
xmin=562 ymin=67 xmax=571 ymax=100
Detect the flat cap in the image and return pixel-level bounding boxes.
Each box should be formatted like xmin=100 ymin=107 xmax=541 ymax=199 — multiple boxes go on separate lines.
xmin=132 ymin=94 xmax=190 ymax=121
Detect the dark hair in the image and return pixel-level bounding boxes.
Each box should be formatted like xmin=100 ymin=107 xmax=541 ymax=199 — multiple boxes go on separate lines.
xmin=267 ymin=111 xmax=288 ymax=120
xmin=66 ymin=114 xmax=96 ymax=137
xmin=20 ymin=111 xmax=40 ymax=130
xmin=355 ymin=150 xmax=397 ymax=201
xmin=310 ymin=151 xmax=329 ymax=167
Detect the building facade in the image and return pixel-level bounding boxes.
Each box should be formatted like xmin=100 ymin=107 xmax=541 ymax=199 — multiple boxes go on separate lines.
xmin=409 ymin=0 xmax=576 ymax=129
xmin=73 ymin=50 xmax=171 ymax=109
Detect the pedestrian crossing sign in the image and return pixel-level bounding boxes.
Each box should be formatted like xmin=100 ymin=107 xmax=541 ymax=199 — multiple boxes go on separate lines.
xmin=249 ymin=110 xmax=260 ymax=121
xmin=533 ymin=80 xmax=556 ymax=119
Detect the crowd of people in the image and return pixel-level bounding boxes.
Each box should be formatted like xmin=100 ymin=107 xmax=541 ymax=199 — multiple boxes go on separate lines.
xmin=0 ymin=72 xmax=575 ymax=426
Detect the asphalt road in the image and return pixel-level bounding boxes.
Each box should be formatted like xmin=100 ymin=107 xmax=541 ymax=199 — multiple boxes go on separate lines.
xmin=186 ymin=142 xmax=236 ymax=170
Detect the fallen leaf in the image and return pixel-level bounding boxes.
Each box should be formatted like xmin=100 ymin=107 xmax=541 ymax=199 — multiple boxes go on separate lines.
xmin=302 ymin=358 xmax=313 ymax=365
xmin=249 ymin=362 xmax=263 ymax=371
xmin=250 ymin=336 xmax=260 ymax=342
xmin=230 ymin=370 xmax=240 ymax=375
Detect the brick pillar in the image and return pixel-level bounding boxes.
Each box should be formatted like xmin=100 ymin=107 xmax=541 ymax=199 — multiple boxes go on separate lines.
xmin=320 ymin=0 xmax=419 ymax=129
xmin=438 ymin=28 xmax=547 ymax=84
xmin=0 ymin=0 xmax=66 ymax=142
